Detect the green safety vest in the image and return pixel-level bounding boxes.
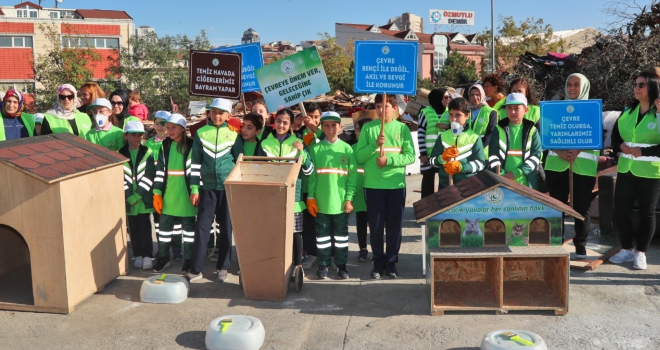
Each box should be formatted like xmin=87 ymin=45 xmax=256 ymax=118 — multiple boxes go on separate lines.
xmin=262 ymin=135 xmax=301 ymax=159
xmin=617 ymin=105 xmax=660 ymax=179
xmin=490 ymin=124 xmax=539 ymax=187
xmin=470 ymin=106 xmax=493 ymax=137
xmin=44 ymin=112 xmax=92 ymax=138
xmin=0 ymin=113 xmax=35 ymax=141
xmin=438 ymin=110 xmax=450 ymax=125
xmin=498 ymin=104 xmax=540 ymax=124
xmin=545 ymin=150 xmax=599 ymax=176
xmin=440 ymin=128 xmax=480 ymax=160
xmin=421 ymin=106 xmax=441 ymax=151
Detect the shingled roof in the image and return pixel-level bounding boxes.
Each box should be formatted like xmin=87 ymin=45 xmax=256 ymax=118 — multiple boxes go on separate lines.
xmin=413 ymin=171 xmax=583 ymax=222
xmin=0 ymin=133 xmax=127 ymax=184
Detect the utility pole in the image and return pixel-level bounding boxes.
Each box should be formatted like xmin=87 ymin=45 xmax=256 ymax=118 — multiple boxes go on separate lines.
xmin=491 ymin=0 xmax=495 ymax=73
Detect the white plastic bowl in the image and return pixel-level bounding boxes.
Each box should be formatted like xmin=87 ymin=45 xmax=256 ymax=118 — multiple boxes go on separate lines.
xmin=205 ymin=315 xmax=265 ymax=350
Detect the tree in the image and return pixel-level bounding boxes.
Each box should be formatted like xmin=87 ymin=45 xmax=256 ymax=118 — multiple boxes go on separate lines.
xmin=107 ymin=30 xmax=211 ymax=113
xmin=477 ymin=16 xmax=567 ymax=74
xmin=435 ymin=50 xmax=478 ymax=87
xmin=317 ymin=33 xmax=355 ymax=94
xmin=29 ymin=23 xmax=101 ymax=112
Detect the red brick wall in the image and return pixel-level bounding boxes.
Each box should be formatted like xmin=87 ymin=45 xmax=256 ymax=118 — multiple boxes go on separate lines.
xmin=0 ymin=22 xmax=35 ymax=33
xmin=91 ymin=49 xmax=119 ymax=79
xmin=0 ymin=48 xmax=34 ymax=79
xmin=61 ymin=24 xmax=120 ymax=36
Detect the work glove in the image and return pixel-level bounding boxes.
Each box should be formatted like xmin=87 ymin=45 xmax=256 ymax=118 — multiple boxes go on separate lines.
xmin=303 ymin=131 xmax=316 ymax=146
xmin=442 ymin=146 xmax=459 ymax=161
xmin=306 ymin=198 xmax=318 ymax=217
xmin=153 ymin=194 xmax=163 ymax=214
xmin=444 ymin=161 xmax=462 ymax=176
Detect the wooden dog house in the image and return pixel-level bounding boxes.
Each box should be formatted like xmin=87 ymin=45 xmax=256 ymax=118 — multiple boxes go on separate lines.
xmin=413 ymin=171 xmax=583 ymax=315
xmin=0 ymin=134 xmax=128 ymax=314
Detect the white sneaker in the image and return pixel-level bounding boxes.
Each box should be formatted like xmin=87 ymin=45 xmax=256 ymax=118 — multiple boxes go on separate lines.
xmin=609 ymin=249 xmax=635 ymax=264
xmin=633 ymin=252 xmax=647 ymax=270
xmin=133 ymin=256 xmax=143 ymax=269
xmin=142 ymin=257 xmax=154 ymax=270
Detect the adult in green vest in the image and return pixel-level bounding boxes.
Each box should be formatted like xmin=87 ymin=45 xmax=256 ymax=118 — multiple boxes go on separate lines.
xmin=41 ymin=84 xmax=92 ymax=138
xmin=467 ymin=84 xmax=498 ymax=153
xmin=545 ymin=73 xmax=599 ymax=258
xmin=418 ymin=88 xmax=448 ymax=198
xmin=482 ymin=73 xmax=506 ymax=109
xmin=108 ymin=89 xmax=140 ymax=130
xmin=609 ymin=70 xmax=660 ymax=270
xmin=498 ymin=78 xmax=541 ymax=130
xmin=0 ymin=88 xmax=34 ymax=141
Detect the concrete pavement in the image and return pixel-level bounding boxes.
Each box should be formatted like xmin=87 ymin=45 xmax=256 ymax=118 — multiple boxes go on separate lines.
xmin=2 ymin=174 xmax=660 ymax=349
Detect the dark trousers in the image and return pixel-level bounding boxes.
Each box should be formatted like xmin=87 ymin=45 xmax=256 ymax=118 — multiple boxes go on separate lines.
xmin=365 ymin=188 xmax=406 ymax=269
xmin=128 ymin=214 xmax=153 ymax=258
xmin=356 ymin=211 xmax=368 ymax=249
xmin=546 ymin=170 xmax=596 ymax=247
xmin=153 ymin=213 xmax=182 ymax=254
xmin=614 ymin=172 xmax=660 ymax=252
xmin=158 ymin=215 xmax=195 ymax=259
xmin=315 ymin=212 xmax=349 ymax=266
xmin=191 ymin=189 xmax=232 ymax=274
xmin=420 ymin=167 xmax=438 ymax=199
xmin=301 ymin=193 xmax=318 ymax=256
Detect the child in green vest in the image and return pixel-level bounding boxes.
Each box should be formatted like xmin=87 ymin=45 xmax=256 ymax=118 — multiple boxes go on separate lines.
xmin=307 ymin=111 xmax=357 ymax=279
xmin=355 ymin=94 xmax=415 ymax=279
xmin=186 ymin=98 xmax=238 ymax=282
xmin=353 ymin=117 xmax=371 ymax=262
xmin=430 ymin=97 xmax=485 ymax=188
xmin=152 ymin=114 xmax=198 ymax=273
xmin=233 ymin=112 xmax=266 ymax=157
xmin=120 ymin=121 xmax=156 ymax=269
xmin=488 ymin=93 xmax=542 ymax=189
xmin=262 ymin=108 xmax=314 ymax=277
xmin=251 ymin=99 xmax=273 ymax=140
xmin=85 ymin=98 xmax=125 ymax=151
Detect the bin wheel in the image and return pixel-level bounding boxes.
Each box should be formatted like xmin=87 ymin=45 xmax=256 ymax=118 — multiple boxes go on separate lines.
xmin=239 ymin=273 xmax=243 ymax=290
xmin=294 ymin=265 xmax=303 ymax=292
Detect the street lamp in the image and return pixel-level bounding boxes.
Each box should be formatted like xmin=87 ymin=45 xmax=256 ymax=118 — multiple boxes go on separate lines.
xmin=491 ymin=0 xmax=495 ymax=73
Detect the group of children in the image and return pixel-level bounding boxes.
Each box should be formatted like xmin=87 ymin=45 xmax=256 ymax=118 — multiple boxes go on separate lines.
xmin=112 ymin=93 xmax=417 ymax=282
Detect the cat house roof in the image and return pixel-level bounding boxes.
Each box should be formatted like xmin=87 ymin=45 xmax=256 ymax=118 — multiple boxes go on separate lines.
xmin=413 ymin=171 xmax=584 ymax=222
xmin=0 ymin=133 xmax=127 ymax=184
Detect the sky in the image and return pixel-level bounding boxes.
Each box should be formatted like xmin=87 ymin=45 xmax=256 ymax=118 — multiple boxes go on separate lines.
xmin=34 ymin=0 xmax=635 ymax=46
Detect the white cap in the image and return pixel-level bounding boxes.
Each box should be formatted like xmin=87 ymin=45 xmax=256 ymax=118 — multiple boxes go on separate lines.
xmin=168 ymin=113 xmax=187 ymax=128
xmin=125 ymin=120 xmax=145 ymax=133
xmin=504 ymin=93 xmax=528 ymax=107
xmin=209 ymin=98 xmax=232 ymax=113
xmin=91 ymin=98 xmax=112 ymax=110
xmin=154 ymin=110 xmax=171 ymax=121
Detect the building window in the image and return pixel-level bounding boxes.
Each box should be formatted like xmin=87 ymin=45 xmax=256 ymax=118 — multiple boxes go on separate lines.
xmin=17 ymin=8 xmax=38 ymax=18
xmin=1 ymin=82 xmax=35 ymax=93
xmin=0 ymin=36 xmax=33 ymax=48
xmin=62 ymin=37 xmax=120 ymax=49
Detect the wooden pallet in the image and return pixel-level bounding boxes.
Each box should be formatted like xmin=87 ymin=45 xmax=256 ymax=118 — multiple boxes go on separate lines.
xmin=428 ymin=246 xmax=569 ymax=315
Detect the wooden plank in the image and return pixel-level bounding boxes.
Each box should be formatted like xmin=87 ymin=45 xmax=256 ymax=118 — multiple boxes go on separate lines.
xmin=0 ymin=302 xmax=70 ymax=314
xmin=486 ymin=257 xmax=503 ymax=308
xmin=502 ymin=281 xmax=564 ymax=308
xmin=544 ymin=256 xmax=569 ymax=310
xmin=433 ymin=281 xmax=499 ymax=308
xmin=429 ymin=246 xmax=568 ymax=258
xmin=503 ymin=258 xmax=544 ymax=281
xmin=563 ymin=239 xmax=619 ymax=271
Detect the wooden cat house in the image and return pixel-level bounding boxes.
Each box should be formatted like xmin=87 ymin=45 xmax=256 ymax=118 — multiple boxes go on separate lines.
xmin=0 ymin=134 xmax=128 ymax=314
xmin=413 ymin=171 xmax=583 ymax=315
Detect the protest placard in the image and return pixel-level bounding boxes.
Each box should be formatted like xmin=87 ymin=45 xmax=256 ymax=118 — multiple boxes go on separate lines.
xmin=189 ymin=50 xmax=242 ymax=99
xmin=211 ymin=43 xmax=263 ymax=93
xmin=540 ymin=100 xmax=603 ymax=150
xmin=354 ymin=41 xmax=418 ymax=95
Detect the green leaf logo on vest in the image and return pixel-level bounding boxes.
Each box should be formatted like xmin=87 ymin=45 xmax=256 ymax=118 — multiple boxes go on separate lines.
xmin=566 ymin=105 xmax=574 ymax=113
xmin=340 ymin=155 xmax=349 ymax=165
xmin=648 ymin=122 xmax=657 ymax=130
xmin=485 ymin=188 xmax=504 ymax=205
xmin=280 ymin=60 xmax=295 ymax=75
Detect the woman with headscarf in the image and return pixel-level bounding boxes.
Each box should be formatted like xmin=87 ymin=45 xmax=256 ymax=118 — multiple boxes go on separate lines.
xmin=1 ymin=89 xmax=35 ymax=141
xmin=108 ymin=89 xmax=140 ymax=130
xmin=545 ymin=73 xmax=599 ymax=259
xmin=467 ymin=84 xmax=498 ymax=154
xmin=41 ymin=84 xmax=93 ymax=138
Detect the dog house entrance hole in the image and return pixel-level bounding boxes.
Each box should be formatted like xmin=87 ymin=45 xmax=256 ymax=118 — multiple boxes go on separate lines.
xmin=0 ymin=225 xmax=33 ymax=306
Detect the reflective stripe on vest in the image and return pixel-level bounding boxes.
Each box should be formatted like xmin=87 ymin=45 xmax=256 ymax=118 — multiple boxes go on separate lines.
xmin=421 ymin=106 xmax=441 ymax=150
xmin=440 ymin=129 xmax=480 ymax=163
xmin=617 ymin=105 xmax=660 ymax=178
xmin=492 ymin=125 xmax=537 ymax=169
xmin=545 ymin=150 xmax=599 ymax=176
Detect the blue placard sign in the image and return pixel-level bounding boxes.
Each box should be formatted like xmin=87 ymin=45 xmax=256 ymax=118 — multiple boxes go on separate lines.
xmin=211 ymin=42 xmax=263 ymax=93
xmin=354 ymin=41 xmax=418 ymax=95
xmin=540 ymin=99 xmax=603 ymax=150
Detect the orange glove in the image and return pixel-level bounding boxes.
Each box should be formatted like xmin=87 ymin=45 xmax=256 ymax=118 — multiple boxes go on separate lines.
xmin=442 ymin=146 xmax=459 ymax=161
xmin=153 ymin=194 xmax=163 ymax=214
xmin=303 ymin=131 xmax=316 ymax=146
xmin=306 ymin=198 xmax=318 ymax=217
xmin=443 ymin=161 xmax=461 ymax=176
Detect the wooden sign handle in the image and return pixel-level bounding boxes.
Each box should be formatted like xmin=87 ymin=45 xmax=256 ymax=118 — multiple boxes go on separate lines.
xmin=298 ymin=102 xmax=307 ymax=117
xmin=569 ymin=162 xmax=574 ymax=208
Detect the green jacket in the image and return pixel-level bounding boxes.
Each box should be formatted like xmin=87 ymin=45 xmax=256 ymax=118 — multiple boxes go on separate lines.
xmin=145 ymin=136 xmax=166 ymax=165
xmin=120 ymin=144 xmax=155 ymax=213
xmin=488 ymin=118 xmax=542 ymax=189
xmin=262 ymin=134 xmax=314 ymax=213
xmin=0 ymin=113 xmax=34 ymax=141
xmin=430 ymin=126 xmax=485 ymax=187
xmin=85 ymin=126 xmax=125 ymax=152
xmin=190 ymin=123 xmax=239 ymax=191
xmin=308 ymin=139 xmax=357 ymax=215
xmin=153 ymin=137 xmax=198 ymax=196
xmin=351 ymin=143 xmax=367 ymax=212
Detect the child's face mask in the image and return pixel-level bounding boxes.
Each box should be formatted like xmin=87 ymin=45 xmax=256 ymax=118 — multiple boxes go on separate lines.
xmin=95 ymin=113 xmax=109 ymax=127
